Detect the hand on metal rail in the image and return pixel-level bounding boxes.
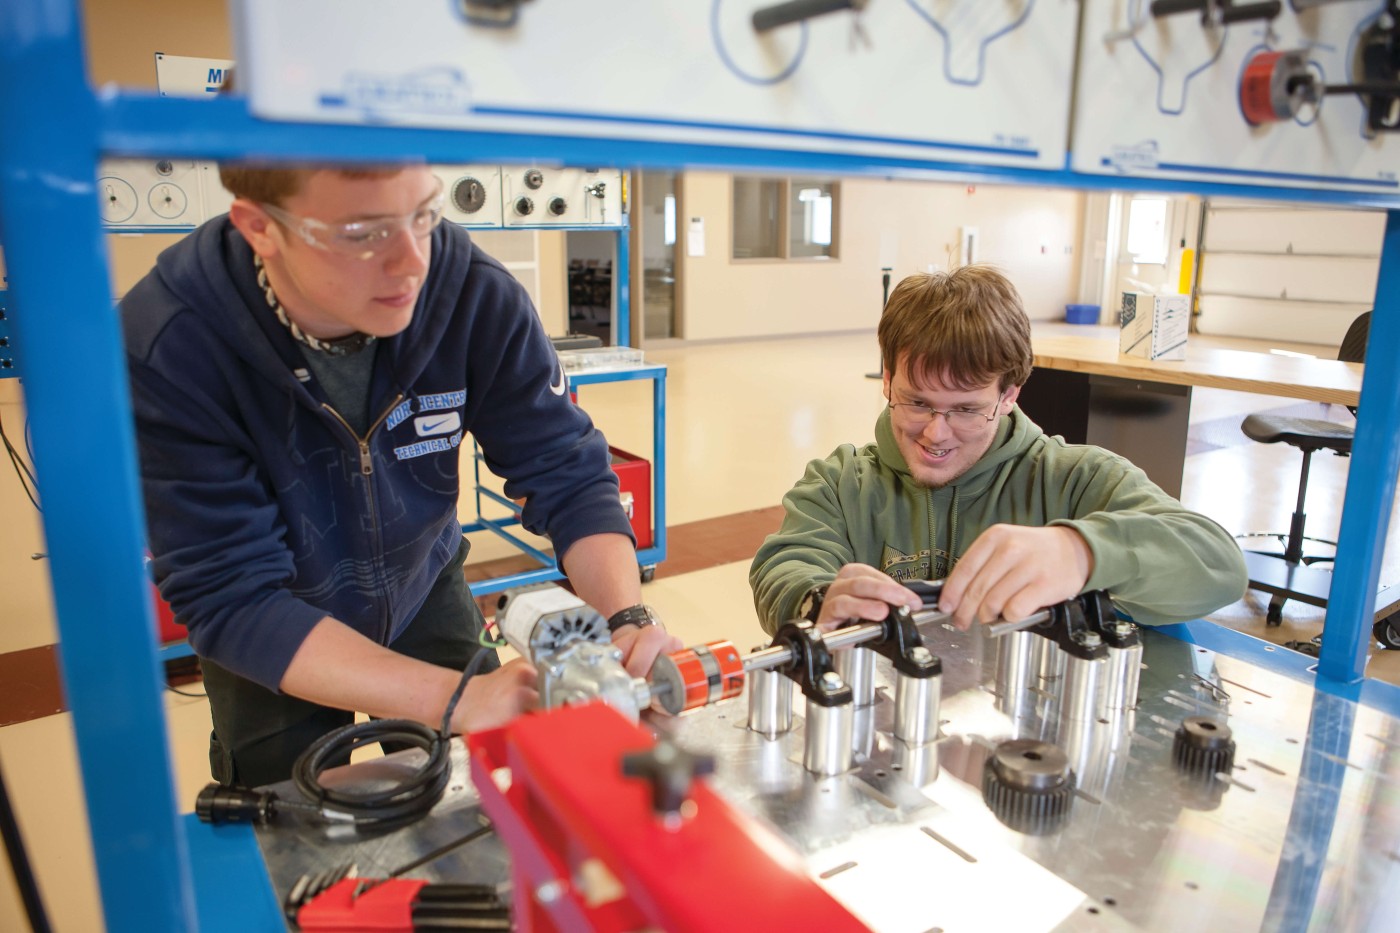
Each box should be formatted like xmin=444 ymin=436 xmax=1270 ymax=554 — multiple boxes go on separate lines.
xmin=812 ymin=563 xmax=923 ymax=632
xmin=937 ymin=524 xmax=1094 ymax=631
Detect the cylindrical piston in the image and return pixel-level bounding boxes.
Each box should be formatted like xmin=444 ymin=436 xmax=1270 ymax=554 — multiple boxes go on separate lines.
xmin=1240 ymin=49 xmax=1315 ymax=125
xmin=891 ymin=737 xmax=940 ymax=787
xmin=1033 ymin=636 xmax=1066 ymax=687
xmin=834 ymin=646 xmax=876 ymax=708
xmin=894 ymin=670 xmax=941 ymax=746
xmin=747 ymin=666 xmax=793 ymax=738
xmin=650 ymin=640 xmax=745 ymax=715
xmin=995 ymin=630 xmax=1037 ymax=716
xmin=1060 ymin=653 xmax=1105 ymax=723
xmin=803 ymin=695 xmax=855 ymax=776
xmin=1099 ymin=642 xmax=1144 ymax=716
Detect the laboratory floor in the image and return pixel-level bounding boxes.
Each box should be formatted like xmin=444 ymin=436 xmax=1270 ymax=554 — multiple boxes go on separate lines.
xmin=3 ymin=328 xmax=1399 ymax=931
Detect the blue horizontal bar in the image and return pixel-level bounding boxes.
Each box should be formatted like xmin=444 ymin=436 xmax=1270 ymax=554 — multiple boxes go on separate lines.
xmin=1158 ymin=620 xmax=1400 ymax=720
xmin=472 ymin=103 xmax=1040 ymax=159
xmin=96 ymin=94 xmax=1400 ymax=210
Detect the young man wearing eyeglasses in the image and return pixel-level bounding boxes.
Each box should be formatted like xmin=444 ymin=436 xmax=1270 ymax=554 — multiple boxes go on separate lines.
xmin=122 ymin=165 xmax=677 ymax=786
xmin=750 ymin=265 xmax=1247 ymax=636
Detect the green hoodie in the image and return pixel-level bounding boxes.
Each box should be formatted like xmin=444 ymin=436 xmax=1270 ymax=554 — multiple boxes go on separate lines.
xmin=750 ymin=406 xmax=1247 ymax=634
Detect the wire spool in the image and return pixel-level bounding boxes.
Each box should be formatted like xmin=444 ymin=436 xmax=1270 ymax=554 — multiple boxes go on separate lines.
xmin=1240 ymin=50 xmax=1316 ymax=125
xmin=650 ymin=640 xmax=745 ymax=715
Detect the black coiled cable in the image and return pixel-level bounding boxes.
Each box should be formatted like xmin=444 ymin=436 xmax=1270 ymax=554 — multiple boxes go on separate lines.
xmin=288 ymin=646 xmax=497 ymax=828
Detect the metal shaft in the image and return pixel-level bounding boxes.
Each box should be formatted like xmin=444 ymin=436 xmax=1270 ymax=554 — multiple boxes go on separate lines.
xmin=983 ymin=609 xmax=1054 ymax=639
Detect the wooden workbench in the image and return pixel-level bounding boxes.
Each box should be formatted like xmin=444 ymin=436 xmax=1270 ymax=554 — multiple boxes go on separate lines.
xmin=1020 ymin=329 xmax=1363 ymax=498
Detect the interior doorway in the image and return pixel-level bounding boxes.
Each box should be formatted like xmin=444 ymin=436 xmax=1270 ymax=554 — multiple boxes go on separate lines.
xmin=565 ymin=230 xmax=617 ymax=346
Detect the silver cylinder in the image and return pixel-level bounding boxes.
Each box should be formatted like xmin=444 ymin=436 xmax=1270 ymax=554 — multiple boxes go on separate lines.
xmin=1099 ymin=642 xmax=1144 ymax=716
xmin=747 ymin=667 xmax=793 ymax=738
xmin=1034 ymin=637 xmax=1067 ymax=687
xmin=995 ymin=630 xmax=1036 ymax=716
xmin=894 ymin=672 xmax=941 ymax=746
xmin=851 ymin=703 xmax=876 ymax=760
xmin=891 ymin=737 xmax=941 ymax=787
xmin=835 ymin=646 xmax=876 ymax=708
xmin=803 ymin=697 xmax=855 ymax=776
xmin=1061 ymin=653 xmax=1105 ymax=723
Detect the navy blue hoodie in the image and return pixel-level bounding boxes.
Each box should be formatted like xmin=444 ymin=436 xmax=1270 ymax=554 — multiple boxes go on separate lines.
xmin=121 ymin=218 xmax=631 ymax=691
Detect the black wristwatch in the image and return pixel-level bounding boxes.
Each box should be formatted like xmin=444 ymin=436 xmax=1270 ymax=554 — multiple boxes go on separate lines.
xmin=607 ymin=603 xmax=662 ymax=634
xmin=797 ymin=583 xmax=830 ymax=623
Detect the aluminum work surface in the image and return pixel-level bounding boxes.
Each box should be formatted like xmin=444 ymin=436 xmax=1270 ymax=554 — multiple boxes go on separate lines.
xmin=256 ymin=624 xmax=1400 ymax=932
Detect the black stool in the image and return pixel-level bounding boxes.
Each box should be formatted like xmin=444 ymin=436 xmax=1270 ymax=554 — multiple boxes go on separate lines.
xmin=1236 ymin=312 xmax=1400 ymax=649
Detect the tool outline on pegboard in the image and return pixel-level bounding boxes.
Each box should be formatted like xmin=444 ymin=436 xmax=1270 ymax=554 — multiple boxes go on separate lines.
xmin=903 ymin=0 xmax=1036 ymax=87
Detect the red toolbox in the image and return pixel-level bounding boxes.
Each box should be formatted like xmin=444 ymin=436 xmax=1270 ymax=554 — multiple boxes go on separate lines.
xmin=609 ymin=446 xmax=653 ymax=549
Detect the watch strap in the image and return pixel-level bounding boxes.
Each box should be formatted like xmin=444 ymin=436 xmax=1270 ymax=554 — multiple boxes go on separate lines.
xmin=607 ymin=603 xmax=660 ymax=633
xmin=799 ymin=583 xmax=830 ymax=623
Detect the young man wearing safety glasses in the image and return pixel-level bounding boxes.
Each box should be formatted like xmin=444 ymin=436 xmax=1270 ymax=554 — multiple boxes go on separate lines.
xmin=750 ymin=265 xmax=1247 ymax=637
xmin=122 ymin=165 xmax=677 ymax=786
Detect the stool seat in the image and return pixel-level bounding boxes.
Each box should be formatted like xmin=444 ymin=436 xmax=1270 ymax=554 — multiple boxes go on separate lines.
xmin=1240 ymin=413 xmax=1353 ymax=455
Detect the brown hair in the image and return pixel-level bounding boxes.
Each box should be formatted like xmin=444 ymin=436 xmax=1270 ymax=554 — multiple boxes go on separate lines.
xmin=877 ymin=265 xmax=1032 ymax=392
xmin=218 ymin=165 xmax=406 ymax=207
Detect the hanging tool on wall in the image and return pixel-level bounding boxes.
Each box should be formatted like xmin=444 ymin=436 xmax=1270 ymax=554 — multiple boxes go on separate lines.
xmin=1238 ymin=11 xmax=1400 ymax=132
xmin=751 ymin=0 xmax=868 ymax=34
xmin=1148 ymin=0 xmax=1282 ymax=26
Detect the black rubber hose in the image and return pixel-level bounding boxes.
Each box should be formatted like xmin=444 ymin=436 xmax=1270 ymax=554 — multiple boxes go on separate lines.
xmin=0 ymin=754 xmax=52 ymax=933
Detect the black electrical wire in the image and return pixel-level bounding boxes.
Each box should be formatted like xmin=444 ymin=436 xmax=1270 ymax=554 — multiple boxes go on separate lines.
xmin=288 ymin=644 xmax=498 ymax=828
xmin=0 ymin=753 xmax=53 ymax=933
xmin=0 ymin=407 xmax=39 ymax=512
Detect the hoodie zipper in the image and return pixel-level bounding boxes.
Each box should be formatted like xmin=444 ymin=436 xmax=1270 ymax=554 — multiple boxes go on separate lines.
xmin=322 ymin=392 xmax=406 ymax=645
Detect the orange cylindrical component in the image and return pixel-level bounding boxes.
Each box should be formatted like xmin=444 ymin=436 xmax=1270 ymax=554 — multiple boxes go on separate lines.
xmin=664 ymin=640 xmax=746 ymax=712
xmin=1240 ymin=51 xmax=1287 ymax=126
xmin=707 ymin=641 xmax=746 ymax=704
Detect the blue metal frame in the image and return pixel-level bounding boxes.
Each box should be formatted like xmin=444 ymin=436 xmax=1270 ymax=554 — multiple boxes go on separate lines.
xmin=461 ymin=364 xmax=668 ymax=596
xmin=1 ymin=2 xmax=1398 ymax=928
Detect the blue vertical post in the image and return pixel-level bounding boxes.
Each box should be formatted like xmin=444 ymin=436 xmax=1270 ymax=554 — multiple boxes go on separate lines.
xmin=652 ymin=370 xmax=667 ymax=562
xmin=1319 ymin=209 xmax=1400 ymax=683
xmin=0 ymin=1 xmax=195 ymax=930
xmin=616 ymin=223 xmax=631 ymax=346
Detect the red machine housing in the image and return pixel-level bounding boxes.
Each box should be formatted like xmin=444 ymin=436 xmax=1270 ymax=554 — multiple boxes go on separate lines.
xmin=468 ymin=702 xmax=869 ymax=933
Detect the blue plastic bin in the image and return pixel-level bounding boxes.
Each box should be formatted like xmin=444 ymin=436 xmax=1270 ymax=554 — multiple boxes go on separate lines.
xmin=1065 ymin=303 xmax=1100 ymax=324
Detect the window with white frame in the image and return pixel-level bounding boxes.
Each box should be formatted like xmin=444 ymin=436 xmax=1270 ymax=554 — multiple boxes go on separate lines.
xmin=732 ymin=176 xmax=840 ymax=261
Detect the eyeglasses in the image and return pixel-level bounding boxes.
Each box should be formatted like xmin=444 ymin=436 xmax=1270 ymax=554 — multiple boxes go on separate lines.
xmin=888 ymin=392 xmax=1005 ymax=429
xmin=260 ymin=180 xmax=446 ymax=260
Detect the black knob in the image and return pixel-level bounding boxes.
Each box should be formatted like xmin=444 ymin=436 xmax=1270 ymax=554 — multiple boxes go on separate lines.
xmin=452 ymin=177 xmax=486 ymax=214
xmin=622 ymin=740 xmax=715 ymax=819
xmin=514 ymin=196 xmax=534 ymax=216
xmin=523 ymin=169 xmax=544 ymax=189
xmin=155 ymin=160 xmax=173 ymax=176
xmin=981 ymin=739 xmax=1075 ymax=834
xmin=1173 ymin=716 xmax=1235 ymax=778
xmin=548 ymin=197 xmax=567 ymax=216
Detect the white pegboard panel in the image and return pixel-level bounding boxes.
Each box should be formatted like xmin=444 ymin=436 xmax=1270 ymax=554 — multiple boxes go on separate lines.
xmin=1073 ymin=1 xmax=1400 ymax=195
xmin=97 ymin=159 xmax=204 ymax=229
xmin=500 ymin=167 xmax=622 ymax=227
xmin=232 ymin=0 xmax=1079 ymax=172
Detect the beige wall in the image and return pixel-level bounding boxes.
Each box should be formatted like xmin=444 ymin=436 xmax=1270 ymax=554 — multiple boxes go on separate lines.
xmin=677 ymin=173 xmax=1085 ymax=342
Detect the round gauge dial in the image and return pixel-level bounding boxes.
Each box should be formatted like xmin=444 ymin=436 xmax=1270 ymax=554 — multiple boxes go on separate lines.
xmin=98 ymin=177 xmax=138 ymax=224
xmin=451 ymin=176 xmax=487 ymax=214
xmin=148 ymin=183 xmax=189 ymax=220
